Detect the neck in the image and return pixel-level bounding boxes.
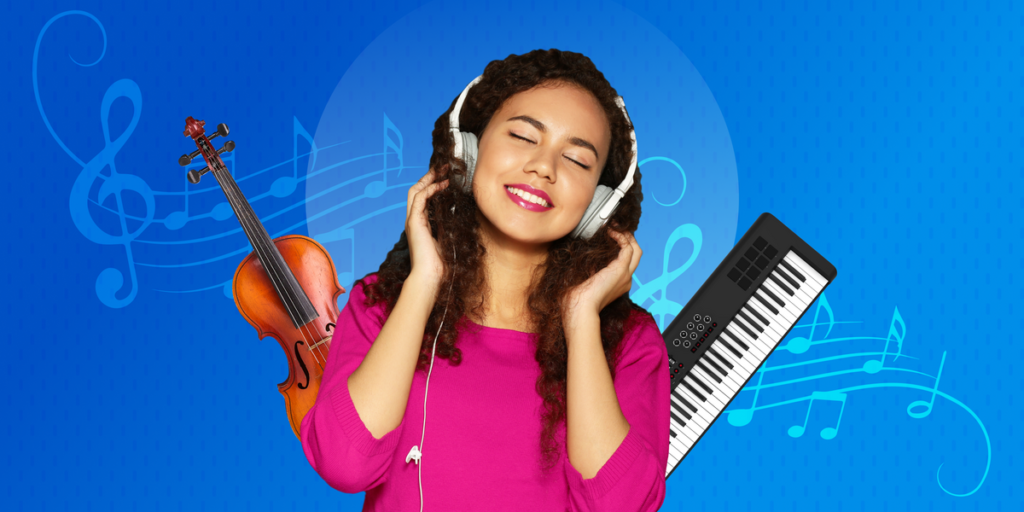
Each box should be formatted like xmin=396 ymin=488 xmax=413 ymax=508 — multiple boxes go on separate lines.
xmin=472 ymin=211 xmax=549 ymax=327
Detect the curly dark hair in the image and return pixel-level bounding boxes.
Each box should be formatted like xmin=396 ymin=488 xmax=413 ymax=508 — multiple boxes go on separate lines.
xmin=355 ymin=48 xmax=649 ymax=470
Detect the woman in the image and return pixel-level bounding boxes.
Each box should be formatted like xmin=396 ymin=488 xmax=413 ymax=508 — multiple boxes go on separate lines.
xmin=301 ymin=49 xmax=669 ymax=511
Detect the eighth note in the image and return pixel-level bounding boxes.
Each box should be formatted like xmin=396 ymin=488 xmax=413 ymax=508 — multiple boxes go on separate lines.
xmin=907 ymin=351 xmax=946 ymax=419
xmin=788 ymin=390 xmax=847 ymax=440
xmin=863 ymin=305 xmax=906 ymax=374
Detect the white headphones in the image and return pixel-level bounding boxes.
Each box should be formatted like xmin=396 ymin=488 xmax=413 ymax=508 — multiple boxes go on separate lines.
xmin=447 ymin=75 xmax=639 ymax=239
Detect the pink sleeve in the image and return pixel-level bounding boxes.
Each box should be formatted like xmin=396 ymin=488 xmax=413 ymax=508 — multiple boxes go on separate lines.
xmin=565 ymin=310 xmax=669 ymax=512
xmin=300 ymin=274 xmax=407 ymax=493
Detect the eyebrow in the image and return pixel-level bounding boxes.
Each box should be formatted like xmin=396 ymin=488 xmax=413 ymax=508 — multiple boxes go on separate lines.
xmin=506 ymin=115 xmax=600 ymax=160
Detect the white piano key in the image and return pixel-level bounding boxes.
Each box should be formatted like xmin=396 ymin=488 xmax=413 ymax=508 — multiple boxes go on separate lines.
xmin=761 ymin=278 xmax=810 ymax=323
xmin=771 ymin=268 xmax=816 ymax=304
xmin=688 ymin=367 xmax=729 ymax=410
xmin=784 ymin=252 xmax=827 ymax=288
xmin=721 ymin=329 xmax=768 ymax=361
xmin=747 ymin=296 xmax=793 ymax=335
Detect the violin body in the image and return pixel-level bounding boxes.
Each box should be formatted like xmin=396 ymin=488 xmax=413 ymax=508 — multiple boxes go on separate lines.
xmin=233 ymin=234 xmax=345 ymax=439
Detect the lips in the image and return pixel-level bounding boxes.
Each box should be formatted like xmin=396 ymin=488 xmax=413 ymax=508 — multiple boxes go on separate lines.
xmin=504 ymin=184 xmax=553 ymax=212
xmin=505 ymin=183 xmax=554 ymax=206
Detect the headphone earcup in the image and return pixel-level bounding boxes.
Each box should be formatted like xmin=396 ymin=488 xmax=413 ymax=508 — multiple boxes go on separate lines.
xmin=451 ymin=131 xmax=479 ymax=193
xmin=572 ymin=184 xmax=614 ymax=239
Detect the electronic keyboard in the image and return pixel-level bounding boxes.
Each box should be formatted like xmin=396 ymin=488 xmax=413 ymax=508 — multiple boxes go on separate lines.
xmin=663 ymin=212 xmax=837 ymax=479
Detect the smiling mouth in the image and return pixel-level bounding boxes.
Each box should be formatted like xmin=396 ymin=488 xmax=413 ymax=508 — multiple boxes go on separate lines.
xmin=505 ymin=185 xmax=553 ymax=208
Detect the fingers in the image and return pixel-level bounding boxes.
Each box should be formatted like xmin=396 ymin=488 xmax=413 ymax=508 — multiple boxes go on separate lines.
xmin=407 ymin=168 xmax=448 ymax=218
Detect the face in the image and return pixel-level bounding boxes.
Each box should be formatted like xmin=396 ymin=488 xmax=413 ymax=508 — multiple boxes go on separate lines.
xmin=471 ymin=81 xmax=612 ymax=249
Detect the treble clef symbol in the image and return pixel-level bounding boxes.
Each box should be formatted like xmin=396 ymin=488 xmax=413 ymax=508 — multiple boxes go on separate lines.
xmin=630 ymin=223 xmax=703 ymax=328
xmin=34 ymin=11 xmax=154 ymax=308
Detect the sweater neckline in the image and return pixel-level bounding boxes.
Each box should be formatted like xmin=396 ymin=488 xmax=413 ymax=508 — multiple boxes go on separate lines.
xmin=462 ymin=316 xmax=539 ymax=338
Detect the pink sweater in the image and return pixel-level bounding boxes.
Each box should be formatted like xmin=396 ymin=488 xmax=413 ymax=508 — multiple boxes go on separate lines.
xmin=301 ymin=274 xmax=669 ymax=511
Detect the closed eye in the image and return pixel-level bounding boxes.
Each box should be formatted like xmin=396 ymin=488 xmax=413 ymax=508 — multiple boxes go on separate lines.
xmin=509 ymin=132 xmax=590 ymax=169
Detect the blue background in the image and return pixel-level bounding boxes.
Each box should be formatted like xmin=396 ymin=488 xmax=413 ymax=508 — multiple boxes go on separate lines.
xmin=4 ymin=0 xmax=1019 ymax=510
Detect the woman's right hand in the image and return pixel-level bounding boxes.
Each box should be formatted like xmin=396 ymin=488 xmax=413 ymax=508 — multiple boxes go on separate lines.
xmin=405 ymin=168 xmax=450 ymax=291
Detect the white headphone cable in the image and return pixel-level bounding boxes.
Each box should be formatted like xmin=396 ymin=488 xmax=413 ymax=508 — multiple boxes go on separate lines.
xmin=405 ymin=246 xmax=456 ymax=512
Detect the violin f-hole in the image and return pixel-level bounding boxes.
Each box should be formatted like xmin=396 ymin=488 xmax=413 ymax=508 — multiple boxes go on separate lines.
xmin=293 ymin=340 xmax=311 ymax=390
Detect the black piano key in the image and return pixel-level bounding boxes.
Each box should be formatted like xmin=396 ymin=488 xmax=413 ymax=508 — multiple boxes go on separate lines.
xmin=689 ymin=374 xmax=715 ymax=395
xmin=670 ymin=429 xmax=677 ymax=438
xmin=724 ymin=329 xmax=751 ymax=351
xmin=673 ymin=388 xmax=699 ymax=413
xmin=695 ymin=360 xmax=722 ymax=383
xmin=754 ymin=291 xmax=780 ymax=315
xmin=733 ymin=316 xmax=760 ymax=340
xmin=779 ymin=258 xmax=806 ymax=282
xmin=675 ymin=391 xmax=700 ymax=411
xmin=744 ymin=305 xmax=770 ymax=327
xmin=703 ymin=354 xmax=729 ymax=378
xmin=681 ymin=379 xmax=707 ymax=402
xmin=671 ymin=410 xmax=687 ymax=427
xmin=776 ymin=265 xmax=801 ymax=290
xmin=768 ymin=273 xmax=794 ymax=296
xmin=717 ymin=337 xmax=744 ymax=358
xmin=709 ymin=347 xmax=734 ymax=369
xmin=761 ymin=286 xmax=786 ymax=308
xmin=676 ymin=403 xmax=692 ymax=420
xmin=736 ymin=309 xmax=764 ymax=333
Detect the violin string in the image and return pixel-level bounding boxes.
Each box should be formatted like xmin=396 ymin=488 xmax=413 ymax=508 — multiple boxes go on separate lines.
xmin=215 ymin=162 xmax=327 ymax=371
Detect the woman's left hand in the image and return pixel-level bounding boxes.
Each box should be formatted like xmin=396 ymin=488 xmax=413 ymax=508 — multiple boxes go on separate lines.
xmin=562 ymin=229 xmax=643 ymax=325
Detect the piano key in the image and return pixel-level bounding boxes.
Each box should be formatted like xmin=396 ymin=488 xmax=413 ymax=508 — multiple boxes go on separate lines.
xmin=689 ymin=368 xmax=733 ymax=409
xmin=760 ymin=285 xmax=786 ymax=308
xmin=777 ymin=257 xmax=806 ymax=283
xmin=753 ymin=291 xmax=780 ymax=315
xmin=723 ymin=327 xmax=753 ymax=351
xmin=722 ymin=329 xmax=769 ymax=361
xmin=735 ymin=308 xmax=763 ymax=333
xmin=707 ymin=346 xmax=733 ymax=370
xmin=721 ymin=331 xmax=768 ymax=363
xmin=747 ymin=296 xmax=791 ymax=335
xmin=743 ymin=304 xmax=770 ymax=328
xmin=695 ymin=360 xmax=722 ymax=383
xmin=705 ymin=355 xmax=746 ymax=390
xmin=763 ymin=279 xmax=812 ymax=323
xmin=702 ymin=353 xmax=729 ymax=378
xmin=761 ymin=279 xmax=803 ymax=320
xmin=775 ymin=264 xmax=801 ymax=290
xmin=686 ymin=374 xmax=715 ymax=401
xmin=773 ymin=269 xmax=815 ymax=305
xmin=689 ymin=368 xmax=727 ymax=407
xmin=716 ymin=336 xmax=744 ymax=359
xmin=671 ymin=410 xmax=687 ymax=427
xmin=732 ymin=315 xmax=760 ymax=340
xmin=713 ymin=341 xmax=756 ymax=377
xmin=672 ymin=387 xmax=698 ymax=413
xmin=675 ymin=387 xmax=715 ymax=424
xmin=767 ymin=272 xmax=794 ymax=296
xmin=680 ymin=378 xmax=706 ymax=402
xmin=784 ymin=252 xmax=827 ymax=288
xmin=741 ymin=303 xmax=785 ymax=340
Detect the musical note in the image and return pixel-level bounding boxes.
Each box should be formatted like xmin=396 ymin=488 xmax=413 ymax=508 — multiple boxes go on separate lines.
xmin=317 ymin=227 xmax=356 ymax=287
xmin=863 ymin=305 xmax=906 ymax=373
xmin=271 ymin=116 xmax=315 ymax=199
xmin=164 ymin=177 xmax=191 ymax=230
xmin=365 ymin=113 xmax=404 ymax=198
xmin=907 ymin=351 xmax=946 ymax=419
xmin=630 ymin=223 xmax=703 ymax=329
xmin=787 ymin=390 xmax=847 ymax=440
xmin=726 ymin=368 xmax=764 ymax=427
xmin=781 ymin=294 xmax=834 ymax=354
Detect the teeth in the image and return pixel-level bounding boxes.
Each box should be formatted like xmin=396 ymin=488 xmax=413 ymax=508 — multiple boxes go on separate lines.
xmin=506 ymin=186 xmax=551 ymax=208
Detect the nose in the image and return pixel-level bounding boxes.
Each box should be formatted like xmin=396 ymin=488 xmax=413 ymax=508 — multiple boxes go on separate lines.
xmin=524 ymin=147 xmax=558 ymax=183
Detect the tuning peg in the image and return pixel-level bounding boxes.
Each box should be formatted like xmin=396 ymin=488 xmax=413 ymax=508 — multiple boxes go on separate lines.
xmin=178 ymin=149 xmax=202 ymax=167
xmin=208 ymin=123 xmax=230 ymax=141
xmin=218 ymin=140 xmax=235 ymax=154
xmin=187 ymin=166 xmax=210 ymax=184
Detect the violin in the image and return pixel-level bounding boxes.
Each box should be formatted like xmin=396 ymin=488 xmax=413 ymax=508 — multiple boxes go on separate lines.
xmin=179 ymin=117 xmax=346 ymax=439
